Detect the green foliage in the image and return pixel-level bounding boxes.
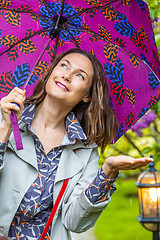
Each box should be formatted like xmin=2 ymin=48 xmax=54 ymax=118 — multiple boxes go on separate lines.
xmin=145 ymin=0 xmax=160 ymax=55
xmin=95 ymin=179 xmax=152 ymax=240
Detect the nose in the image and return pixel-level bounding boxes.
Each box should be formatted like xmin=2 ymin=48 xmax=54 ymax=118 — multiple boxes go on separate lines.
xmin=63 ymin=71 xmax=71 ymax=82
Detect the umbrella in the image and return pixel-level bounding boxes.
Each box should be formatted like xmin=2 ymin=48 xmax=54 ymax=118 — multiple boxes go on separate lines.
xmin=0 ymin=0 xmax=160 ymax=149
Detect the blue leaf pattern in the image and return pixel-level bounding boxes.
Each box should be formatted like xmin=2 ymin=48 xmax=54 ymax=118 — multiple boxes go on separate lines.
xmin=104 ymin=58 xmax=124 ymax=85
xmin=13 ymin=63 xmax=30 ymax=87
xmin=39 ymin=2 xmax=82 ymax=41
xmin=136 ymin=0 xmax=146 ymax=11
xmin=116 ymin=123 xmax=123 ymax=140
xmin=138 ymin=108 xmax=149 ymax=118
xmin=148 ymin=72 xmax=160 ymax=89
xmin=114 ymin=11 xmax=135 ymax=37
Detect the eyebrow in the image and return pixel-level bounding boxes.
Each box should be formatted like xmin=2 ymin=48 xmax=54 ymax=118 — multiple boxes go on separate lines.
xmin=62 ymin=59 xmax=88 ymax=77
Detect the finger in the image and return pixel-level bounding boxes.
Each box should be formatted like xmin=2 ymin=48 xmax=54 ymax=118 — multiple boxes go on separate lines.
xmin=1 ymin=93 xmax=25 ymax=109
xmin=12 ymin=87 xmax=26 ymax=96
xmin=1 ymin=102 xmax=22 ymax=112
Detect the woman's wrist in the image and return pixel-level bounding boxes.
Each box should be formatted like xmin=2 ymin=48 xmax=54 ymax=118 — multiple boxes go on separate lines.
xmin=102 ymin=157 xmax=119 ymax=179
xmin=0 ymin=122 xmax=12 ymax=143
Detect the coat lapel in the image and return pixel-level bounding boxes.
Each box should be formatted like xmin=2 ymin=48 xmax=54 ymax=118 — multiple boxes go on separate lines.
xmin=55 ymin=146 xmax=83 ymax=184
xmin=8 ymin=120 xmax=38 ymax=171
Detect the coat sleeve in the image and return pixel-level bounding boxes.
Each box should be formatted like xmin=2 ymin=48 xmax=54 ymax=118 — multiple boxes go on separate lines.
xmin=62 ymin=147 xmax=111 ymax=233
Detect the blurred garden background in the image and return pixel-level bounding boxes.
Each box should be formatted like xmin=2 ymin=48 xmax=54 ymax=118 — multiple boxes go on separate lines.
xmin=94 ymin=0 xmax=160 ymax=239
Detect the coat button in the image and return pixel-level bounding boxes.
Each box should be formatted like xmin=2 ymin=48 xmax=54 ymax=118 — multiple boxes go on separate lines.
xmin=37 ymin=185 xmax=41 ymax=189
xmin=42 ymin=163 xmax=46 ymax=168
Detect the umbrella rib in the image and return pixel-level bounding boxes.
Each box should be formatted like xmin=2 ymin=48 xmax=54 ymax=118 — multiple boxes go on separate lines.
xmin=23 ymin=37 xmax=53 ymax=89
xmin=54 ymin=0 xmax=65 ymax=32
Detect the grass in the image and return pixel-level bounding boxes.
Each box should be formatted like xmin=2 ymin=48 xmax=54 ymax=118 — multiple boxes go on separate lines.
xmin=94 ymin=178 xmax=153 ymax=240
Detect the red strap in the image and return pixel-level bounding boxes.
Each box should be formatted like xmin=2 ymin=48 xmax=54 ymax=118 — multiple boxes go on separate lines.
xmin=40 ymin=178 xmax=69 ymax=240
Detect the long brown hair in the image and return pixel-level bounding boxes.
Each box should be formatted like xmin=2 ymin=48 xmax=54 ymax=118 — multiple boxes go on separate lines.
xmin=26 ymin=48 xmax=118 ymax=153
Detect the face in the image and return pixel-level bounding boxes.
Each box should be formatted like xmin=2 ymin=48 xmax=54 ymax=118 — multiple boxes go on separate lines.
xmin=45 ymin=53 xmax=94 ymax=109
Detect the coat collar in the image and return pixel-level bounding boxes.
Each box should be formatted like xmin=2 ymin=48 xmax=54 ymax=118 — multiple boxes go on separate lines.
xmin=8 ymin=123 xmax=38 ymax=170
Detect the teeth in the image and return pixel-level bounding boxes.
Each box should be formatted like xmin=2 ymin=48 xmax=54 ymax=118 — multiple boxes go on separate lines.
xmin=56 ymin=82 xmax=67 ymax=90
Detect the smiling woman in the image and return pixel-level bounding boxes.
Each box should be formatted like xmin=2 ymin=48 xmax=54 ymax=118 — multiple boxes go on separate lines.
xmin=26 ymin=48 xmax=117 ymax=153
xmin=0 ymin=48 xmax=153 ymax=240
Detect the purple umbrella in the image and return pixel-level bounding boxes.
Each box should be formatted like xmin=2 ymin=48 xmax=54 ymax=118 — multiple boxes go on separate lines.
xmin=0 ymin=0 xmax=160 ymax=149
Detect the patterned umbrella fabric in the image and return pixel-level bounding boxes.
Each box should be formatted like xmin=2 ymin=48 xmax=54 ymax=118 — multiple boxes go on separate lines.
xmin=0 ymin=0 xmax=160 ymax=142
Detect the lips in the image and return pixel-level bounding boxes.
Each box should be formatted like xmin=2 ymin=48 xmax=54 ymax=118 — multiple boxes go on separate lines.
xmin=55 ymin=81 xmax=69 ymax=91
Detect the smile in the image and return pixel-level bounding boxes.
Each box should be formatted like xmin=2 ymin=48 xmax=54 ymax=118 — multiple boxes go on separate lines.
xmin=55 ymin=81 xmax=69 ymax=91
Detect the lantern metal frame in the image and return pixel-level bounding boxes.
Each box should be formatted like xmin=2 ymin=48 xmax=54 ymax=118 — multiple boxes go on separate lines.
xmin=135 ymin=162 xmax=160 ymax=240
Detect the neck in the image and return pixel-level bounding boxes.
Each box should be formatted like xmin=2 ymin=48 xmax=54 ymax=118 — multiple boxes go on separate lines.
xmin=33 ymin=96 xmax=71 ymax=131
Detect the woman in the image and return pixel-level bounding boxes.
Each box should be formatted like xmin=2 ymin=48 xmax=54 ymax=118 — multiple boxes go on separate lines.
xmin=0 ymin=48 xmax=152 ymax=239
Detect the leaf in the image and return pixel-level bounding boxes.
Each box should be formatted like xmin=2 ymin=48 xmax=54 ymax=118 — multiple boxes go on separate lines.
xmin=104 ymin=44 xmax=118 ymax=63
xmin=0 ymin=35 xmax=19 ymax=47
xmin=33 ymin=61 xmax=48 ymax=77
xmin=18 ymin=39 xmax=38 ymax=55
xmin=122 ymin=0 xmax=130 ymax=6
xmin=102 ymin=5 xmax=117 ymax=21
xmin=0 ymin=0 xmax=12 ymax=8
xmin=13 ymin=63 xmax=30 ymax=87
xmin=16 ymin=5 xmax=31 ymax=12
xmin=114 ymin=38 xmax=126 ymax=48
xmin=148 ymin=72 xmax=160 ymax=89
xmin=89 ymin=34 xmax=101 ymax=42
xmin=116 ymin=123 xmax=123 ymax=140
xmin=82 ymin=23 xmax=92 ymax=31
xmin=5 ymin=10 xmax=21 ymax=26
xmin=7 ymin=46 xmax=19 ymax=62
xmin=152 ymin=49 xmax=160 ymax=66
xmin=104 ymin=58 xmax=124 ymax=85
xmin=138 ymin=108 xmax=149 ymax=118
xmin=57 ymin=38 xmax=65 ymax=47
xmin=148 ymin=95 xmax=160 ymax=109
xmin=130 ymin=32 xmax=148 ymax=52
xmin=98 ymin=25 xmax=112 ymax=41
xmin=0 ymin=71 xmax=14 ymax=94
xmin=84 ymin=0 xmax=102 ymax=7
xmin=25 ymin=29 xmax=34 ymax=38
xmin=135 ymin=0 xmax=145 ymax=11
xmin=138 ymin=27 xmax=149 ymax=42
xmin=126 ymin=89 xmax=135 ymax=105
xmin=30 ymin=13 xmax=41 ymax=22
xmin=125 ymin=112 xmax=135 ymax=127
xmin=46 ymin=45 xmax=56 ymax=60
xmin=114 ymin=12 xmax=135 ymax=37
xmin=130 ymin=54 xmax=139 ymax=68
xmin=109 ymin=82 xmax=127 ymax=105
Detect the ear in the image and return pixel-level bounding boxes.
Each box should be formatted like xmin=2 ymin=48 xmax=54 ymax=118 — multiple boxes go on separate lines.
xmin=82 ymin=96 xmax=90 ymax=103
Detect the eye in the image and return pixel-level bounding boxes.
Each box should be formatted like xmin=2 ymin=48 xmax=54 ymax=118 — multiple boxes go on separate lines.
xmin=61 ymin=63 xmax=67 ymax=69
xmin=77 ymin=73 xmax=84 ymax=80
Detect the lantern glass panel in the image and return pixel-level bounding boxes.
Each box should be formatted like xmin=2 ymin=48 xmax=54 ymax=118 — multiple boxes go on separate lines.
xmin=137 ymin=170 xmax=160 ymax=232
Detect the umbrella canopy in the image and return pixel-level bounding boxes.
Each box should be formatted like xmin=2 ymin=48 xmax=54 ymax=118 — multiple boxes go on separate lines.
xmin=0 ymin=0 xmax=160 ymax=141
